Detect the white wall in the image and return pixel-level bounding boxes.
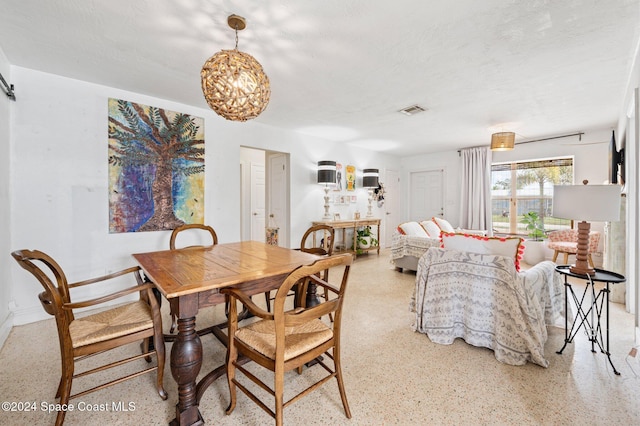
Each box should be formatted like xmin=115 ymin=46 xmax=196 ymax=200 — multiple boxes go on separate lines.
xmin=7 ymin=67 xmax=400 ymax=326
xmin=618 ymin=31 xmax=640 ymax=339
xmin=0 ymin=46 xmax=12 ymax=346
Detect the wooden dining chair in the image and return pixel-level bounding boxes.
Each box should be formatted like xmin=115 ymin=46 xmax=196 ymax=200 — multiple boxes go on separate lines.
xmin=11 ymin=249 xmax=167 ymax=426
xmin=169 ymin=223 xmax=218 ymax=251
xmin=168 ymin=223 xmax=218 ymax=333
xmin=222 ymin=253 xmax=353 ymax=426
xmin=264 ymin=224 xmax=336 ymax=314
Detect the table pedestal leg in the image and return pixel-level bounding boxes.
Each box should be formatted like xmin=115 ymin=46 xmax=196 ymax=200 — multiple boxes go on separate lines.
xmin=170 ymin=316 xmax=204 ymax=426
xmin=306 ymin=281 xmax=321 ymax=307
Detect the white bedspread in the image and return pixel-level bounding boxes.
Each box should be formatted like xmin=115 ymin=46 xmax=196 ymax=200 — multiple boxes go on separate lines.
xmin=411 ymin=248 xmax=566 ymax=367
xmin=391 ymin=232 xmax=440 ymax=260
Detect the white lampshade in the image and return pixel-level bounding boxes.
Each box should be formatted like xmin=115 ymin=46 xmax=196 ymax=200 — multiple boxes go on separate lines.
xmin=552 ymin=184 xmax=621 ymax=222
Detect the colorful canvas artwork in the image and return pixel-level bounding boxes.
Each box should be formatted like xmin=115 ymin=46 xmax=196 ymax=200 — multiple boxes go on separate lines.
xmin=108 ymin=98 xmax=205 ymax=233
xmin=346 ymin=165 xmax=356 ymax=191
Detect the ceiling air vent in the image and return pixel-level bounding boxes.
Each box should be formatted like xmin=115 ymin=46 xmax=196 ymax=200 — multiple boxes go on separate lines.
xmin=398 ymin=104 xmax=427 ymax=116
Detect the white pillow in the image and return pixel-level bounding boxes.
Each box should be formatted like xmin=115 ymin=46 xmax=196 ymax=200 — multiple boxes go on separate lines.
xmin=441 ymin=232 xmax=525 ymax=271
xmin=420 ymin=220 xmax=441 ymax=238
xmin=397 ymin=221 xmax=430 ymax=238
xmin=432 ymin=217 xmax=455 ymax=233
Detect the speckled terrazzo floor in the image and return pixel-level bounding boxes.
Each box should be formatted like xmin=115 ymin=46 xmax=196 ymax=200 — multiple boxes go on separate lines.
xmin=1 ymin=249 xmax=639 ymax=425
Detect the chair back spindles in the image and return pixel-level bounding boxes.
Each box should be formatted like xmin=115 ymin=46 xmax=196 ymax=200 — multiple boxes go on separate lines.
xmin=223 ymin=253 xmax=353 ymax=425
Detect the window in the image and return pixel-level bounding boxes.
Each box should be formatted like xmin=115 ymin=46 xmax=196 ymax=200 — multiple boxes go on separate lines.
xmin=491 ymin=157 xmax=573 ymax=235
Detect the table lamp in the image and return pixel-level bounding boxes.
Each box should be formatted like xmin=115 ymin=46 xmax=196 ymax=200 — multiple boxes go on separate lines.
xmin=317 ymin=161 xmax=337 ymax=220
xmin=552 ymin=181 xmax=621 ymax=275
xmin=363 ymin=168 xmax=379 ymax=218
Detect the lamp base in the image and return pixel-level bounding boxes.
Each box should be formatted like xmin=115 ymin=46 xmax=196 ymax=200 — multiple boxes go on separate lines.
xmin=366 ymin=189 xmax=374 ymax=218
xmin=569 ymin=221 xmax=595 ymax=276
xmin=322 ymin=185 xmax=332 ymax=220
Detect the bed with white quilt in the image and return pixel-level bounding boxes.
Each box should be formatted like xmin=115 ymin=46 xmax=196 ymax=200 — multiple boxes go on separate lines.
xmin=411 ymin=247 xmax=566 ymax=367
xmin=391 ymin=218 xmax=487 ymax=272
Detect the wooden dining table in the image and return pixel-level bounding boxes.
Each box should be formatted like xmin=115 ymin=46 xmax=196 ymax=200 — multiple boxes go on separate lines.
xmin=132 ymin=241 xmax=321 ymax=426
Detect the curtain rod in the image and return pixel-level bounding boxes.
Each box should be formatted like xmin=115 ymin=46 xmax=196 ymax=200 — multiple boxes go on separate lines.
xmin=0 ymin=72 xmax=16 ymax=101
xmin=457 ymin=131 xmax=584 ymax=154
xmin=515 ymin=132 xmax=583 ymax=145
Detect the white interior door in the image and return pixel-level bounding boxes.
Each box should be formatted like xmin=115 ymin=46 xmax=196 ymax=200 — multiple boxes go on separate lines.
xmin=250 ymin=163 xmax=265 ymax=241
xmin=268 ymin=153 xmax=289 ymax=247
xmin=409 ymin=169 xmax=444 ymax=221
xmin=384 ymin=169 xmax=400 ymax=247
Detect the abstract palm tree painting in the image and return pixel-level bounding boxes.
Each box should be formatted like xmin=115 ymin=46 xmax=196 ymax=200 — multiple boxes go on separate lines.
xmin=108 ymin=98 xmax=205 ymax=233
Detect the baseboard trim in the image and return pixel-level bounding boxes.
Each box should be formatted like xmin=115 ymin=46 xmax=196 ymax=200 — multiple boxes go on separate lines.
xmin=11 ymin=304 xmax=50 ymax=326
xmin=0 ymin=312 xmax=14 ymax=350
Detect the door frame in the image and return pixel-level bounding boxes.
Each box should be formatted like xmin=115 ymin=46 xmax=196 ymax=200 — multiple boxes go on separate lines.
xmin=266 ymin=152 xmax=290 ymax=248
xmin=383 ymin=168 xmax=400 ymax=248
xmin=239 ymin=146 xmax=290 ymax=247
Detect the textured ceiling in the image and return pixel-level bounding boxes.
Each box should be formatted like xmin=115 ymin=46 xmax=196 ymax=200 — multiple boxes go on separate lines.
xmin=1 ymin=0 xmax=639 ymax=156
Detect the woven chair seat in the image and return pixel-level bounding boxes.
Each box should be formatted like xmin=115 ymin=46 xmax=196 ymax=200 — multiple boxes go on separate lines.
xmin=70 ymin=300 xmax=153 ymax=348
xmin=224 ymin=253 xmax=353 ymax=425
xmin=236 ymin=318 xmax=332 ymax=361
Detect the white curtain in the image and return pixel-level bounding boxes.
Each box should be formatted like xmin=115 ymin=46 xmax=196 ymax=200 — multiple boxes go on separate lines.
xmin=459 ymin=147 xmax=493 ymax=235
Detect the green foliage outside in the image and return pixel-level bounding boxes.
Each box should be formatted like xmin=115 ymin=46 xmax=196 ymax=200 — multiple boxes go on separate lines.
xmin=520 ymin=211 xmax=546 ymax=240
xmin=492 ymin=160 xmax=573 ymax=235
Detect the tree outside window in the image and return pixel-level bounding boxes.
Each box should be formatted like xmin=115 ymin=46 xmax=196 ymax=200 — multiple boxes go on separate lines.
xmin=491 ymin=158 xmax=573 ymax=235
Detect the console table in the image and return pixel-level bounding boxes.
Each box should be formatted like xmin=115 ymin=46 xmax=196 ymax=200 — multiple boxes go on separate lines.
xmin=312 ymin=218 xmax=380 ymax=258
xmin=555 ymin=265 xmax=626 ymax=375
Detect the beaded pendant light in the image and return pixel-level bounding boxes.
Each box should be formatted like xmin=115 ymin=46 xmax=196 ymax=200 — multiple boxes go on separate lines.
xmin=201 ymin=15 xmax=270 ymax=121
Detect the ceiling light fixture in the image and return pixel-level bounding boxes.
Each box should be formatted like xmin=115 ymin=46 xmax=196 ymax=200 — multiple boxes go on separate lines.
xmin=490 ymin=132 xmax=515 ymax=151
xmin=201 ymin=14 xmax=270 ymax=122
